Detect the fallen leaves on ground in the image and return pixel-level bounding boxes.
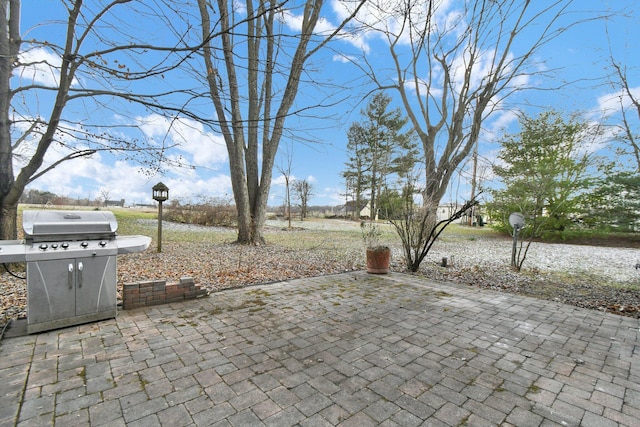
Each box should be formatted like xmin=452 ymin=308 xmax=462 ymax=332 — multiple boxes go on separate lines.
xmin=419 ymin=264 xmax=640 ymax=318
xmin=117 ymin=241 xmax=362 ymax=288
xmin=2 ymin=231 xmax=639 ymax=329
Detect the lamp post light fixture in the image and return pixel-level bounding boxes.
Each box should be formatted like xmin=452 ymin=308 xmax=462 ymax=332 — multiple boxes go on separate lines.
xmin=152 ymin=182 xmax=169 ymax=252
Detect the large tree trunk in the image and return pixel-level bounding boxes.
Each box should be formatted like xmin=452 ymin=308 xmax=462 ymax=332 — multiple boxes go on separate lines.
xmin=0 ymin=0 xmax=20 ymax=240
xmin=198 ymin=0 xmax=343 ymax=245
xmin=0 ymin=203 xmax=18 ymax=240
xmin=0 ymin=0 xmax=76 ymax=238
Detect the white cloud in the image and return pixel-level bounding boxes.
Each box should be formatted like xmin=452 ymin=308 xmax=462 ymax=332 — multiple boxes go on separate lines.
xmin=272 ymin=174 xmax=298 ymax=187
xmin=330 ymin=0 xmax=458 ymax=51
xmin=333 ymin=54 xmax=354 ymax=63
xmin=25 ymin=151 xmax=149 ymax=203
xmin=93 ymin=160 xmax=152 ymax=202
xmin=28 ymin=150 xmax=233 ymax=205
xmin=136 ymin=114 xmax=228 ymax=167
xmin=272 ymin=173 xmax=318 ymax=187
xmin=273 ymin=0 xmax=459 ymax=58
xmin=317 ymin=185 xmax=345 ymax=205
xmin=593 ymin=86 xmax=640 ymax=119
xmin=162 ymin=174 xmax=233 ymax=203
xmin=483 ymin=109 xmax=520 ymax=141
xmin=25 ymin=155 xmax=102 ymax=200
xmin=17 ymin=109 xmax=232 ymax=205
xmin=15 ymin=46 xmax=79 ymax=87
xmin=233 ymin=0 xmax=247 ymax=15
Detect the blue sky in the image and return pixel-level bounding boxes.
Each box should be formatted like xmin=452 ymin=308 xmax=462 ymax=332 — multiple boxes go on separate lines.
xmin=14 ymin=0 xmax=640 ymax=208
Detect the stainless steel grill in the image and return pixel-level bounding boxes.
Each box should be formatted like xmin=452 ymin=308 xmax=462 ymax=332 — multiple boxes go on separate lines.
xmin=24 ymin=210 xmax=118 ymax=242
xmin=0 ymin=210 xmax=150 ymax=333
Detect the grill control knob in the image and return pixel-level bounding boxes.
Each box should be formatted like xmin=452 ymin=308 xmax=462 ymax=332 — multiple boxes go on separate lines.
xmin=81 ymin=241 xmax=89 ymax=248
xmin=99 ymin=240 xmax=107 ymax=247
xmin=52 ymin=243 xmax=59 ymax=249
xmin=62 ymin=242 xmax=69 ymax=249
xmin=39 ymin=244 xmax=48 ymax=250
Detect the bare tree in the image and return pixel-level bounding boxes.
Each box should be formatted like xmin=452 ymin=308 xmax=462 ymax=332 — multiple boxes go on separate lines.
xmin=608 ymin=58 xmax=640 ymax=171
xmin=356 ymin=0 xmax=581 ymax=219
xmin=197 ymin=0 xmax=366 ymax=245
xmin=99 ymin=188 xmax=111 ymax=207
xmin=0 ymin=0 xmax=196 ymax=239
xmin=276 ymin=147 xmax=294 ymax=229
xmin=293 ymin=179 xmax=313 ymax=220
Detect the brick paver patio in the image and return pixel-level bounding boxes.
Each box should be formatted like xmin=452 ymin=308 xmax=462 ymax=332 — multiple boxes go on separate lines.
xmin=1 ymin=272 xmax=639 ymax=426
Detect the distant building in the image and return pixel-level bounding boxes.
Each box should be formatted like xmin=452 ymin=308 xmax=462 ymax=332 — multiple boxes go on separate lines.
xmin=335 ymin=200 xmax=482 ymax=224
xmin=437 ymin=202 xmax=485 ymax=226
xmin=436 ymin=203 xmax=466 ymax=222
xmin=104 ymin=199 xmax=125 ymax=207
xmin=336 ymin=201 xmax=376 ymax=220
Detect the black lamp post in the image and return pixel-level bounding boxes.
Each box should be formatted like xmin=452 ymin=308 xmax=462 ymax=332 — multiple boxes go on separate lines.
xmin=152 ymin=182 xmax=169 ymax=252
xmin=509 ymin=212 xmax=525 ymax=269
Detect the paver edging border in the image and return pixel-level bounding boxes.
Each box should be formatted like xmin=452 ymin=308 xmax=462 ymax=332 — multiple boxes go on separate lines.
xmin=122 ymin=277 xmax=208 ymax=309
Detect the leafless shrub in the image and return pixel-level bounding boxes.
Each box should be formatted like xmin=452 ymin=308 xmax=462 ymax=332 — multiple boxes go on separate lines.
xmin=390 ymin=197 xmax=478 ymax=273
xmin=165 ymin=198 xmax=236 ymax=227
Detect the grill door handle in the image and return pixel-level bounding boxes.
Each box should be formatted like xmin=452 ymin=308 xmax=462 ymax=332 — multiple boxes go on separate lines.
xmin=77 ymin=262 xmax=83 ymax=287
xmin=68 ymin=263 xmax=74 ymax=289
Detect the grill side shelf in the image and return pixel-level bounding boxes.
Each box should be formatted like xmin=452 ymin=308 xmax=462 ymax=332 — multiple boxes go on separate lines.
xmin=116 ymin=235 xmax=151 ymax=254
xmin=0 ymin=240 xmax=27 ymax=263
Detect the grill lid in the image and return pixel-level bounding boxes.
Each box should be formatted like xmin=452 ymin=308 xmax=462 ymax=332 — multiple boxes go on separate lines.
xmin=23 ymin=210 xmax=118 ymax=242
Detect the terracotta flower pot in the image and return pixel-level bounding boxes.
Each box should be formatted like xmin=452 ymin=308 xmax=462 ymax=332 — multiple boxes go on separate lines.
xmin=366 ymin=246 xmax=391 ymax=274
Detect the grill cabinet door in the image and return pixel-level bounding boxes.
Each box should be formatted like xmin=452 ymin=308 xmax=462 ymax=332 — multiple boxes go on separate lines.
xmin=27 ymin=255 xmax=117 ymax=327
xmin=27 ymin=259 xmax=76 ymax=324
xmin=75 ymin=255 xmax=117 ymax=316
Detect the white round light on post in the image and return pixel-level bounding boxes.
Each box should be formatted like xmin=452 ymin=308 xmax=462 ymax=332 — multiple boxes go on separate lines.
xmin=508 ymin=212 xmax=525 ymax=230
